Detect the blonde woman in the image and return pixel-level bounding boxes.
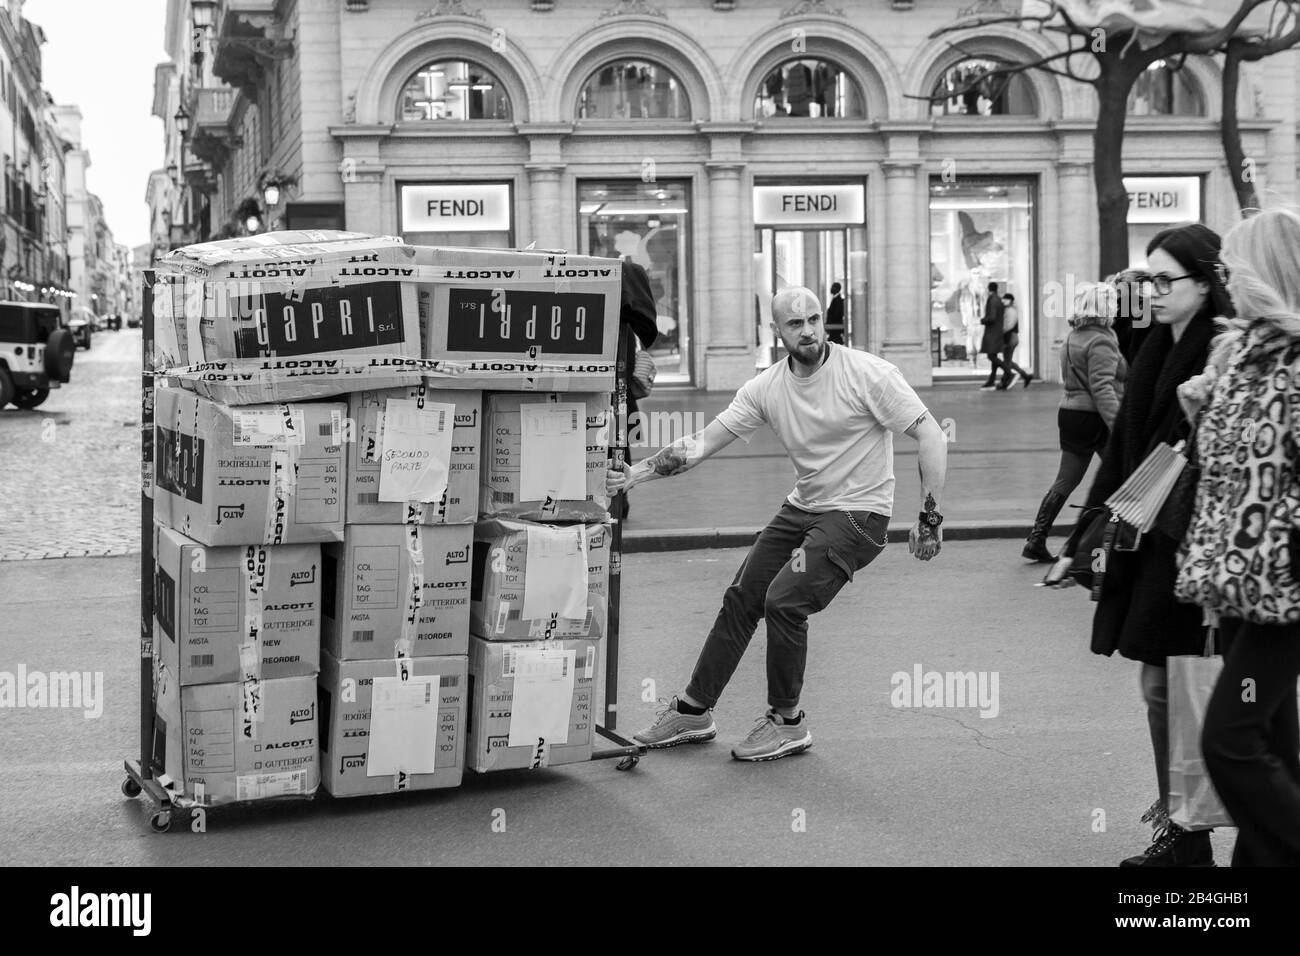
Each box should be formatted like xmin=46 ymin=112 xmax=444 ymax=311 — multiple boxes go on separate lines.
xmin=1176 ymin=207 xmax=1300 ymax=866
xmin=1022 ymin=281 xmax=1127 ymax=562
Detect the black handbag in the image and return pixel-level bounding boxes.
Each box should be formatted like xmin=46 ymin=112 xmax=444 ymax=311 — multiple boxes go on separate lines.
xmin=1153 ymin=415 xmax=1201 ymax=541
xmin=1056 ymin=505 xmax=1141 ymax=600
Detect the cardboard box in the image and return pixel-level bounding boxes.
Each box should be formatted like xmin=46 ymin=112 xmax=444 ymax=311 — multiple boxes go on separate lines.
xmin=467 ymin=637 xmax=597 ymax=772
xmin=154 ymin=231 xmax=425 ymax=405
xmin=471 ymin=519 xmax=609 ymax=641
xmin=154 ymin=525 xmax=320 ymax=685
xmin=151 ymin=669 xmax=320 ymax=806
xmin=346 ymin=386 xmax=481 ymax=525
xmin=318 ymin=652 xmax=466 ymax=796
xmin=416 ymin=246 xmax=619 ymax=392
xmin=153 ymin=386 xmax=346 ymax=546
xmin=480 ymin=392 xmax=610 ymax=521
xmin=322 ymin=523 xmax=473 ymax=660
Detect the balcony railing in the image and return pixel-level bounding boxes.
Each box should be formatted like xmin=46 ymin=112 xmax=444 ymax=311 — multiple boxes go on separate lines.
xmin=194 ymin=87 xmax=235 ymax=130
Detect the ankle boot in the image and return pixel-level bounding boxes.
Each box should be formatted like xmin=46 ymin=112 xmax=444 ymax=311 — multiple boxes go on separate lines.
xmin=1023 ymin=490 xmax=1066 ymax=562
xmin=1120 ymin=823 xmax=1215 ymax=867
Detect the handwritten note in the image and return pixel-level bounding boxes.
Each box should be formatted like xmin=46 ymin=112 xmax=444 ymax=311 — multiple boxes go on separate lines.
xmin=378 ymin=399 xmax=455 ymax=503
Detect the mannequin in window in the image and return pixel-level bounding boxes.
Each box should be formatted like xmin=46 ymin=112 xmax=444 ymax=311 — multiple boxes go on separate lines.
xmin=765 ymin=67 xmax=785 ymax=115
xmin=786 ymin=61 xmax=813 ymax=117
xmin=813 ymin=62 xmax=834 ymax=118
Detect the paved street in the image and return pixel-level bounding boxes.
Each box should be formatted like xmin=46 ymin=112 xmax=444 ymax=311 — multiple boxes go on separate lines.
xmin=0 ymin=328 xmax=142 ymax=561
xmin=1 ymin=339 xmax=1095 ymax=561
xmin=0 ymin=544 xmax=1236 ymax=866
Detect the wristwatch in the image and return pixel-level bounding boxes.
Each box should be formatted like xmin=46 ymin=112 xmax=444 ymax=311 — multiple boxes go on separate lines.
xmin=918 ymin=510 xmax=944 ymax=528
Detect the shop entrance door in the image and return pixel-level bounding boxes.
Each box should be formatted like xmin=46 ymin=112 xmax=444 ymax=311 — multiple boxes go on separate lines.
xmin=755 ymin=227 xmax=849 ymax=365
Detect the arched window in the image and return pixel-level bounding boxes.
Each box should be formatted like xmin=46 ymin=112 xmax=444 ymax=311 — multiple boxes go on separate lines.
xmin=397 ymin=60 xmax=511 ymax=121
xmin=1128 ymin=61 xmax=1205 ymax=116
xmin=931 ymin=58 xmax=1036 ymax=117
xmin=754 ymin=58 xmax=865 ymax=119
xmin=576 ymin=59 xmax=691 ymax=120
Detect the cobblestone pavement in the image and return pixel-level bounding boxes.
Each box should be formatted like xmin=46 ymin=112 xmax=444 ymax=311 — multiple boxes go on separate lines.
xmin=0 ymin=329 xmax=143 ymax=561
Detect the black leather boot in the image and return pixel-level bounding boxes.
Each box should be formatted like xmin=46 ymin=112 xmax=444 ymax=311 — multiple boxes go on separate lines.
xmin=1023 ymin=490 xmax=1066 ymax=562
xmin=1120 ymin=824 xmax=1215 ymax=867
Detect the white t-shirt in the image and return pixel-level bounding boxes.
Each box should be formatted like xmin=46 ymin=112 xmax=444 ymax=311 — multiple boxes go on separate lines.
xmin=716 ymin=344 xmax=928 ymax=516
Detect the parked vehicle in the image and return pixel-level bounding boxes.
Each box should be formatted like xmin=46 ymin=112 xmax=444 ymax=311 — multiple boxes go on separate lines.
xmin=0 ymin=302 xmax=75 ymax=409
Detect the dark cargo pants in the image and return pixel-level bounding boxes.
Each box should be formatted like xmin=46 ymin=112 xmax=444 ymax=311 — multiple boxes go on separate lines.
xmin=684 ymin=501 xmax=888 ymax=710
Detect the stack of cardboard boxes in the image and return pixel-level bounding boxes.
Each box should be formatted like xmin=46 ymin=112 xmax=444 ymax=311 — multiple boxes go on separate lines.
xmin=149 ymin=230 xmax=621 ymax=803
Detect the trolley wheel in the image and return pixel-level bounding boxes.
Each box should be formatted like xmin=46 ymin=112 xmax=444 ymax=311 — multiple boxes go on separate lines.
xmin=616 ymin=756 xmax=639 ymax=772
xmin=121 ymin=778 xmax=142 ymax=798
xmin=149 ymin=810 xmax=173 ymax=833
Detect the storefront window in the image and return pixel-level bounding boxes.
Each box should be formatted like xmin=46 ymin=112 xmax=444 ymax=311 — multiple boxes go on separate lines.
xmin=576 ymin=60 xmax=691 ymax=120
xmin=1127 ymin=61 xmax=1205 ymax=116
xmin=397 ymin=60 xmax=511 ymax=121
xmin=753 ymin=59 xmax=865 ymax=118
xmin=579 ymin=180 xmax=692 ymax=382
xmin=929 ymin=179 xmax=1036 ymax=378
xmin=931 ymin=58 xmax=1036 ymax=116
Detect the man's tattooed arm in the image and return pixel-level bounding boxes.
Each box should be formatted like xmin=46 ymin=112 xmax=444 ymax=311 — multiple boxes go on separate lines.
xmin=615 ymin=419 xmax=740 ymax=493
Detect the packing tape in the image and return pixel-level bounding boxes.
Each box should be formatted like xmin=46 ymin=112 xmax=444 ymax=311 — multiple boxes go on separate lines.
xmin=154 ymin=261 xmax=618 ymax=289
xmin=241 ymin=677 xmax=263 ymax=740
xmin=529 ymin=737 xmax=551 ymax=770
xmin=193 ymin=781 xmax=206 ymax=807
xmin=495 ymin=600 xmax=509 ymax=636
xmin=263 ymin=447 xmax=299 ymax=545
xmin=399 ymin=522 xmax=424 ymax=651
xmin=396 ymin=657 xmax=412 ymax=681
xmin=241 ymin=545 xmax=267 ymax=682
xmin=394 ymin=768 xmax=410 ymax=792
xmin=162 ymin=355 xmax=614 ymax=384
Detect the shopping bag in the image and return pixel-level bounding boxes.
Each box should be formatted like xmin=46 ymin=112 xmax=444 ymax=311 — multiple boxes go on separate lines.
xmin=1105 ymin=440 xmax=1189 ymax=534
xmin=1167 ymin=637 xmax=1234 ymax=829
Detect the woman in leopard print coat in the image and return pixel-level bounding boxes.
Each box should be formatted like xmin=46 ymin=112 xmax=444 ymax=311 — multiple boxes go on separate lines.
xmin=1175 ymin=207 xmax=1300 ymax=866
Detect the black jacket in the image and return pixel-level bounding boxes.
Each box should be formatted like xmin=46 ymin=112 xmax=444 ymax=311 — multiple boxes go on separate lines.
xmin=1084 ymin=311 xmax=1216 ymax=665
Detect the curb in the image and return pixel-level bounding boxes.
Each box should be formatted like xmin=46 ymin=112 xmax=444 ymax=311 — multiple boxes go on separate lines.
xmin=623 ymin=522 xmax=1030 ymax=553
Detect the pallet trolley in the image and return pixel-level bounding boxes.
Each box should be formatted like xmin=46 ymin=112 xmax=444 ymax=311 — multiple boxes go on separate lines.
xmin=122 ymin=262 xmax=646 ymax=832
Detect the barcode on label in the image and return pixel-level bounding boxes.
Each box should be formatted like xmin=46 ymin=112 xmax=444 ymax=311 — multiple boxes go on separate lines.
xmin=583 ymin=607 xmax=593 ymax=630
xmin=503 ymin=647 xmax=516 ymax=675
xmin=358 ymin=493 xmax=380 ymax=504
xmin=353 ymin=630 xmax=375 ymax=643
xmin=318 ymin=423 xmax=333 ymax=437
xmin=437 ymin=410 xmax=446 ymax=431
xmin=570 ymin=410 xmax=579 ymax=430
xmin=493 ymin=491 xmax=515 ymax=504
xmin=440 ymin=675 xmax=459 ymax=688
xmin=190 ymin=654 xmax=214 ymax=667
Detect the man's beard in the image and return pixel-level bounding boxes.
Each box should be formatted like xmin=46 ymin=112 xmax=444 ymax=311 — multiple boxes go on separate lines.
xmin=790 ymin=341 xmax=827 ymax=367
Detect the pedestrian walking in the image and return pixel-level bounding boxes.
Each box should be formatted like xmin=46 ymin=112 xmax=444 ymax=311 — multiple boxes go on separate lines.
xmin=979 ymin=282 xmax=1005 ymax=389
xmin=826 ymin=281 xmax=845 ymax=345
xmin=996 ymin=293 xmax=1033 ymax=389
xmin=608 ymin=286 xmax=949 ymax=761
xmin=1022 ymin=281 xmax=1127 ymax=562
xmin=1074 ymin=222 xmax=1233 ymax=867
xmin=1175 ymin=207 xmax=1300 ymax=866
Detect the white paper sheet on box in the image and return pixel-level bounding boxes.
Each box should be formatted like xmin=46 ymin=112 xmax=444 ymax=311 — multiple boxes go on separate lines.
xmin=519 ymin=402 xmax=585 ymax=502
xmin=367 ymin=675 xmax=440 ymax=776
xmin=378 ymin=399 xmax=455 ymax=503
xmin=507 ymin=648 xmax=575 ymax=746
xmin=522 ymin=525 xmax=588 ymax=619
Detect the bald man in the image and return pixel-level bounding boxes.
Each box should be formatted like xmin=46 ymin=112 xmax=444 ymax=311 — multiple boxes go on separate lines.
xmin=610 ymin=287 xmax=949 ymax=761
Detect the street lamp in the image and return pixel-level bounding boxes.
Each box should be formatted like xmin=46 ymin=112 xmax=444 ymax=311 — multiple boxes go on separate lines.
xmin=191 ymin=0 xmax=216 ymax=30
xmin=174 ymin=104 xmax=191 ymax=140
xmin=262 ymin=181 xmax=280 ymax=207
xmin=167 ymin=161 xmax=179 ymax=186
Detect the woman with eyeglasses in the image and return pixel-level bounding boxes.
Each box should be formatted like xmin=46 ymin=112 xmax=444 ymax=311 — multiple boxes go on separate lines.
xmin=1075 ymin=222 xmax=1234 ymax=867
xmin=1175 ymin=207 xmax=1300 ymax=866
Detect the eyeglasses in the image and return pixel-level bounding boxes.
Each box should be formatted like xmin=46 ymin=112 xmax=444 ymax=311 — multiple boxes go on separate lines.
xmin=1143 ymin=273 xmax=1195 ymax=295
